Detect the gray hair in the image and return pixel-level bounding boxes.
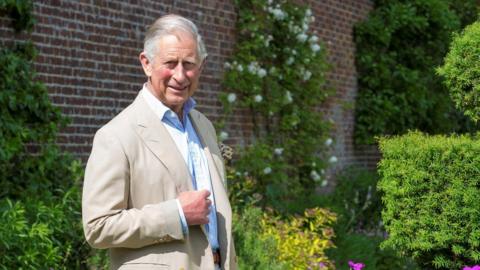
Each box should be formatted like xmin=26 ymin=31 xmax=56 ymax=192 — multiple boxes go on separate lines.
xmin=144 ymin=14 xmax=207 ymax=63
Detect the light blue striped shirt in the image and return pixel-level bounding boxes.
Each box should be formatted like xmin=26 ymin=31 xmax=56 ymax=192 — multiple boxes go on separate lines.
xmin=141 ymin=85 xmax=219 ymax=251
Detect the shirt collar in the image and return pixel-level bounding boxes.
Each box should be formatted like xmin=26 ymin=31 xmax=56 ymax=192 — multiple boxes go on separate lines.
xmin=141 ymin=83 xmax=196 ymax=122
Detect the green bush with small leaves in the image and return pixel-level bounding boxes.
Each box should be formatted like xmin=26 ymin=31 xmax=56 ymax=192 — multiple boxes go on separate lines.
xmin=233 ymin=206 xmax=337 ymax=270
xmin=437 ymin=20 xmax=480 ymax=122
xmin=233 ymin=207 xmax=287 ymax=270
xmin=354 ymin=0 xmax=479 ymax=144
xmin=0 ymin=181 xmax=89 ymax=269
xmin=378 ymin=131 xmax=480 ymax=269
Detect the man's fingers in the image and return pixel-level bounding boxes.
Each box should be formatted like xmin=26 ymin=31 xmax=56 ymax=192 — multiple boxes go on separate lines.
xmin=200 ymin=189 xmax=211 ymax=198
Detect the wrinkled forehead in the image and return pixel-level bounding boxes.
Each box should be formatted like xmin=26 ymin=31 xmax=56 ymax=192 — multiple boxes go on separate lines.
xmin=155 ymin=30 xmax=200 ymax=57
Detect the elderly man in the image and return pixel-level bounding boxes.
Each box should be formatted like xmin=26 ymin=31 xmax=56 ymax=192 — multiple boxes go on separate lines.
xmin=82 ymin=14 xmax=237 ymax=270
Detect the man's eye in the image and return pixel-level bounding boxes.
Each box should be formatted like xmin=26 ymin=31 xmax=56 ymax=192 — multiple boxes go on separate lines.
xmin=184 ymin=62 xmax=196 ymax=69
xmin=165 ymin=61 xmax=177 ymax=68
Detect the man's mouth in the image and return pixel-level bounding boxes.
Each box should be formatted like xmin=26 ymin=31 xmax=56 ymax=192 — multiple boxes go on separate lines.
xmin=168 ymin=85 xmax=188 ymax=91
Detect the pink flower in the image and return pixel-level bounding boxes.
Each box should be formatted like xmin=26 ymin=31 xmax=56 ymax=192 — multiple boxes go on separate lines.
xmin=348 ymin=260 xmax=365 ymax=270
xmin=463 ymin=266 xmax=480 ymax=270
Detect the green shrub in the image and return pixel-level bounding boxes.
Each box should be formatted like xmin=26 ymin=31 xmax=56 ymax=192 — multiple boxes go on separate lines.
xmin=354 ymin=0 xmax=479 ymax=144
xmin=233 ymin=207 xmax=286 ymax=270
xmin=0 ymin=182 xmax=93 ymax=269
xmin=0 ymin=42 xmax=70 ymax=199
xmin=437 ymin=21 xmax=480 ymax=122
xmin=261 ymin=207 xmax=337 ymax=269
xmin=234 ymin=206 xmax=337 ymax=270
xmin=378 ymin=131 xmax=480 ymax=269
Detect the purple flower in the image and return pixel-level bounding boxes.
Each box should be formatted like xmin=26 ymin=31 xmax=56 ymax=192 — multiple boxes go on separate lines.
xmin=463 ymin=266 xmax=480 ymax=270
xmin=348 ymin=260 xmax=365 ymax=270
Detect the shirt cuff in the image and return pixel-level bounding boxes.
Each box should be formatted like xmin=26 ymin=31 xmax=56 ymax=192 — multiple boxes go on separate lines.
xmin=176 ymin=199 xmax=189 ymax=235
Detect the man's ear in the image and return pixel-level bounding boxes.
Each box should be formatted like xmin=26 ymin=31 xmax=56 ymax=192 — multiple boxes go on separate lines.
xmin=139 ymin=52 xmax=153 ymax=77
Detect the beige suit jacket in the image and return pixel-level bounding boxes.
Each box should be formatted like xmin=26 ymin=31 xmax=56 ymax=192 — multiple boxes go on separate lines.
xmin=82 ymin=94 xmax=237 ymax=270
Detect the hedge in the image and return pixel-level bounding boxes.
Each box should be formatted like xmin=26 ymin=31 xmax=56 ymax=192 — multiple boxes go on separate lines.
xmin=378 ymin=131 xmax=480 ymax=269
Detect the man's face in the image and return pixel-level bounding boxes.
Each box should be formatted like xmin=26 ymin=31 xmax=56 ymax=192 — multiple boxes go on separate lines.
xmin=140 ymin=31 xmax=203 ymax=114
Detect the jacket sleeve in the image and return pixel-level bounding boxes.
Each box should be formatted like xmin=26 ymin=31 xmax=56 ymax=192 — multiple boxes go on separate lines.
xmin=82 ymin=127 xmax=184 ymax=249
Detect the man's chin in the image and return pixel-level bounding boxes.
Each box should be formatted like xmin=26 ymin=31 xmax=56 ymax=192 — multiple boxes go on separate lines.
xmin=164 ymin=96 xmax=188 ymax=110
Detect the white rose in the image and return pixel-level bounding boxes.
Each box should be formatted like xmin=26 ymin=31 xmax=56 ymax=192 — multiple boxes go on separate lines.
xmin=321 ymin=179 xmax=328 ymax=187
xmin=324 ymin=138 xmax=333 ymax=146
xmin=285 ymin=91 xmax=293 ymax=103
xmin=227 ymin=93 xmax=236 ymax=103
xmin=248 ymin=62 xmax=257 ymax=74
xmin=310 ymin=43 xmax=321 ymax=53
xmin=329 ymin=156 xmax=338 ymax=163
xmin=274 ymin=148 xmax=284 ymax=155
xmin=305 ymin=8 xmax=312 ymax=17
xmin=286 ymin=57 xmax=294 ymax=65
xmin=272 ymin=9 xmax=286 ymax=20
xmin=303 ymin=70 xmax=312 ymax=81
xmin=263 ymin=167 xmax=272 ymax=174
xmin=296 ymin=33 xmax=308 ymax=43
xmin=302 ymin=22 xmax=308 ymax=31
xmin=257 ymin=68 xmax=267 ymax=78
xmin=254 ymin=94 xmax=263 ymax=103
xmin=310 ymin=170 xmax=321 ymax=181
xmin=219 ymin=131 xmax=229 ymax=141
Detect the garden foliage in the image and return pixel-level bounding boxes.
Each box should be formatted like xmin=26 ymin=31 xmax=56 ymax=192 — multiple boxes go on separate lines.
xmin=261 ymin=207 xmax=336 ymax=269
xmin=0 ymin=1 xmax=98 ymax=268
xmin=232 ymin=207 xmax=286 ymax=270
xmin=221 ymin=0 xmax=338 ymax=267
xmin=305 ymin=167 xmax=418 ymax=270
xmin=354 ymin=0 xmax=479 ymax=144
xmin=233 ymin=206 xmax=336 ymax=270
xmin=437 ymin=21 xmax=480 ymax=122
xmin=378 ymin=131 xmax=480 ymax=269
xmin=0 ymin=0 xmax=35 ymax=31
xmin=220 ymin=0 xmax=333 ymax=211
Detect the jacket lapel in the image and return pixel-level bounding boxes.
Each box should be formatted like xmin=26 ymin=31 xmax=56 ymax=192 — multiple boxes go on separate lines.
xmin=189 ymin=110 xmax=232 ymax=268
xmin=133 ymin=94 xmax=193 ymax=192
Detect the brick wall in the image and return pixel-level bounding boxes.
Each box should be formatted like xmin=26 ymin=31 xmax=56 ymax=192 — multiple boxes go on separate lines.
xmin=0 ymin=0 xmax=379 ymax=173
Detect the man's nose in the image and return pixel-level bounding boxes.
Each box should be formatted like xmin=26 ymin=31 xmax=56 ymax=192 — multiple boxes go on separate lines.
xmin=172 ymin=63 xmax=187 ymax=83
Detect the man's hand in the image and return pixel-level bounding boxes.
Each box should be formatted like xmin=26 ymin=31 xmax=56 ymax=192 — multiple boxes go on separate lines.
xmin=178 ymin=189 xmax=211 ymax=225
